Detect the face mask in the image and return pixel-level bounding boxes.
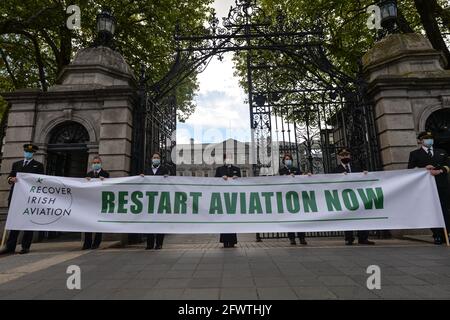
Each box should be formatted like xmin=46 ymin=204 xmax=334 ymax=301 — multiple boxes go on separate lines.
xmin=285 ymin=160 xmax=293 ymax=167
xmin=423 ymin=139 xmax=433 ymax=147
xmin=152 ymin=159 xmax=160 ymax=167
xmin=92 ymin=163 xmax=102 ymax=171
xmin=24 ymin=151 xmax=33 ymax=160
xmin=341 ymin=158 xmax=351 ymax=164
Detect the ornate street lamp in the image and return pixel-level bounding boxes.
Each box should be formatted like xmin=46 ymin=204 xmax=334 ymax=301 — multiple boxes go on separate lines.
xmin=379 ymin=0 xmax=397 ymax=32
xmin=94 ymin=8 xmax=116 ymax=47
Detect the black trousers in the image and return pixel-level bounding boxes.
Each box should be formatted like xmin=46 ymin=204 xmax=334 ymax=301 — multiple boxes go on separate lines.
xmin=146 ymin=234 xmax=164 ymax=248
xmin=345 ymin=230 xmax=369 ymax=242
xmin=433 ymin=187 xmax=450 ymax=239
xmin=6 ymin=230 xmax=33 ymax=251
xmin=83 ymin=233 xmax=102 ymax=249
xmin=288 ymin=232 xmax=305 ymax=240
xmin=220 ymin=233 xmax=237 ymax=246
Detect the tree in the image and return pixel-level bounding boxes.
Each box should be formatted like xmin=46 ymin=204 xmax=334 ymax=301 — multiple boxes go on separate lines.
xmin=0 ymin=0 xmax=213 ymax=122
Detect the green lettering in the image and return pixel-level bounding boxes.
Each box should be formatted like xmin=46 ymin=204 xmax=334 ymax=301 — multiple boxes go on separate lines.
xmin=174 ymin=192 xmax=187 ymax=214
xmin=118 ymin=192 xmax=128 ymax=214
xmin=261 ymin=192 xmax=274 ymax=214
xmin=146 ymin=192 xmax=158 ymax=214
xmin=224 ymin=193 xmax=237 ymax=214
xmin=190 ymin=192 xmax=202 ymax=214
xmin=158 ymin=192 xmax=172 ymax=214
xmin=302 ymin=191 xmax=318 ymax=212
xmin=342 ymin=189 xmax=359 ymax=211
xmin=249 ymin=192 xmax=263 ymax=214
xmin=276 ymin=192 xmax=284 ymax=213
xmin=286 ymin=191 xmax=300 ymax=213
xmin=357 ymin=188 xmax=384 ymax=209
xmin=209 ymin=193 xmax=223 ymax=214
xmin=325 ymin=190 xmax=342 ymax=211
xmin=130 ymin=191 xmax=143 ymax=214
xmin=102 ymin=192 xmax=115 ymax=213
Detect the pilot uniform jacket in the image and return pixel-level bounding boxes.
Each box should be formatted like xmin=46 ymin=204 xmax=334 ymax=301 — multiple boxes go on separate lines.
xmin=333 ymin=162 xmax=369 ymax=242
xmin=144 ymin=165 xmax=170 ymax=176
xmin=144 ymin=164 xmax=170 ymax=249
xmin=215 ymin=165 xmax=241 ymax=245
xmin=8 ymin=159 xmax=45 ymax=205
xmin=333 ymin=162 xmax=363 ymax=174
xmin=279 ymin=165 xmax=305 ymax=241
xmin=408 ymin=147 xmax=450 ymax=189
xmin=86 ymin=169 xmax=110 ymax=179
xmin=408 ymin=147 xmax=450 ymax=235
xmin=5 ymin=158 xmax=44 ymax=252
xmin=279 ymin=166 xmax=301 ymax=176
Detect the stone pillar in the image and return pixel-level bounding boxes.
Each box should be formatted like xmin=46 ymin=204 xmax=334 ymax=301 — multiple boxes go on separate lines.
xmin=363 ymin=33 xmax=450 ymax=170
xmin=362 ymin=33 xmax=450 ymax=237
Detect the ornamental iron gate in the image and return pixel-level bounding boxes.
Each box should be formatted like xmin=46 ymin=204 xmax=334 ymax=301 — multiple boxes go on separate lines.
xmin=132 ymin=0 xmax=384 ymax=239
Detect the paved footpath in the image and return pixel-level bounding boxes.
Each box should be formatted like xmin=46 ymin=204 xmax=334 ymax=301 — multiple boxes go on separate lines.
xmin=0 ymin=234 xmax=450 ymax=300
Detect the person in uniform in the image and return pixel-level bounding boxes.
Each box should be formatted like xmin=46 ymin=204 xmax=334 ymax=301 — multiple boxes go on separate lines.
xmin=0 ymin=144 xmax=44 ymax=255
xmin=279 ymin=153 xmax=308 ymax=245
xmin=215 ymin=154 xmax=240 ymax=248
xmin=83 ymin=156 xmax=109 ymax=250
xmin=142 ymin=152 xmax=169 ymax=250
xmin=408 ymin=131 xmax=450 ymax=244
xmin=333 ymin=148 xmax=375 ymax=246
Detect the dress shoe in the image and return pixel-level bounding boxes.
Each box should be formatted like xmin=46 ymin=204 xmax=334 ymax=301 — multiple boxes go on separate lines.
xmin=19 ymin=248 xmax=29 ymax=254
xmin=358 ymin=240 xmax=375 ymax=245
xmin=256 ymin=238 xmax=262 ymax=242
xmin=91 ymin=245 xmax=99 ymax=250
xmin=300 ymin=239 xmax=308 ymax=245
xmin=290 ymin=239 xmax=296 ymax=245
xmin=0 ymin=248 xmax=14 ymax=255
xmin=145 ymin=246 xmax=154 ymax=250
xmin=155 ymin=245 xmax=162 ymax=250
xmin=345 ymin=240 xmax=354 ymax=246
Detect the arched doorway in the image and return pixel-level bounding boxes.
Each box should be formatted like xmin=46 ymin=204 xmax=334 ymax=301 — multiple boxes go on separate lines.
xmin=46 ymin=121 xmax=90 ymax=177
xmin=43 ymin=121 xmax=90 ymax=240
xmin=425 ymin=109 xmax=450 ymax=154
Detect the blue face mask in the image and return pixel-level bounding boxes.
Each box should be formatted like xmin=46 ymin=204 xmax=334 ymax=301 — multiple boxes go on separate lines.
xmin=152 ymin=159 xmax=160 ymax=167
xmin=285 ymin=160 xmax=293 ymax=167
xmin=423 ymin=139 xmax=434 ymax=147
xmin=24 ymin=151 xmax=33 ymax=160
xmin=92 ymin=163 xmax=102 ymax=171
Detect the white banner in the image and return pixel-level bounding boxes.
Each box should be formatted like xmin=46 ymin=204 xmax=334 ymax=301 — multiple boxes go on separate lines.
xmin=5 ymin=169 xmax=445 ymax=233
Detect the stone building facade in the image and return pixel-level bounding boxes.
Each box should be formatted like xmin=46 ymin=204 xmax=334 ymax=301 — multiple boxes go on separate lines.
xmin=0 ymin=46 xmax=136 ymax=239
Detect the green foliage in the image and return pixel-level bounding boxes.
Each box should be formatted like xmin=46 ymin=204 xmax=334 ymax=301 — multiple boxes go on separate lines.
xmin=0 ymin=0 xmax=213 ymax=122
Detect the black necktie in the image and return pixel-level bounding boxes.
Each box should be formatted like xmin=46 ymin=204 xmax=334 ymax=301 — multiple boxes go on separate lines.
xmin=427 ymin=148 xmax=432 ymax=157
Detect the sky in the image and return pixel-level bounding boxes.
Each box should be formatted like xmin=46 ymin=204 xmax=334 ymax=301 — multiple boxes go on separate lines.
xmin=176 ymin=0 xmax=251 ymax=145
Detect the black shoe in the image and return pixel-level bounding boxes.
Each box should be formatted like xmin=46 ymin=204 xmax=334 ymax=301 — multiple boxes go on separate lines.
xmin=290 ymin=239 xmax=296 ymax=245
xmin=155 ymin=245 xmax=162 ymax=250
xmin=345 ymin=240 xmax=354 ymax=246
xmin=145 ymin=246 xmax=154 ymax=250
xmin=91 ymin=245 xmax=99 ymax=250
xmin=256 ymin=238 xmax=262 ymax=242
xmin=358 ymin=240 xmax=375 ymax=245
xmin=19 ymin=249 xmax=29 ymax=254
xmin=300 ymin=239 xmax=308 ymax=245
xmin=81 ymin=246 xmax=90 ymax=250
xmin=0 ymin=248 xmax=14 ymax=255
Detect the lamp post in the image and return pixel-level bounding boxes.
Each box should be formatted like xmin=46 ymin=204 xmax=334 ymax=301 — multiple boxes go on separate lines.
xmin=379 ymin=0 xmax=398 ymax=33
xmin=93 ymin=8 xmax=116 ymax=47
